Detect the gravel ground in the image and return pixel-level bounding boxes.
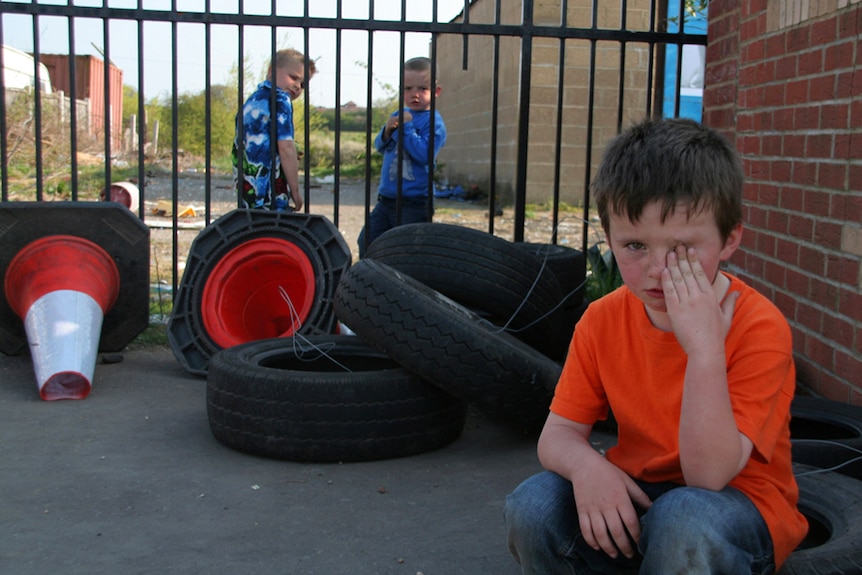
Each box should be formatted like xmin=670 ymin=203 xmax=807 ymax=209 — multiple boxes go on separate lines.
xmin=141 ymin=171 xmax=600 ymax=292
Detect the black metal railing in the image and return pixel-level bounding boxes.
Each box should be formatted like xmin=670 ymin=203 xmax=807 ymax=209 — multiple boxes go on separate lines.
xmin=0 ymin=0 xmax=706 ymax=296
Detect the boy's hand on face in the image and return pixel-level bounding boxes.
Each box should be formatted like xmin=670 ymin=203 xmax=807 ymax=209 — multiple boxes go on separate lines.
xmin=661 ymin=245 xmax=739 ymax=356
xmin=570 ymin=456 xmax=652 ymax=560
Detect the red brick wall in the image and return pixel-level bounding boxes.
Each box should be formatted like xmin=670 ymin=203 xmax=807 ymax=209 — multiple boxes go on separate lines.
xmin=704 ymin=0 xmax=862 ymax=403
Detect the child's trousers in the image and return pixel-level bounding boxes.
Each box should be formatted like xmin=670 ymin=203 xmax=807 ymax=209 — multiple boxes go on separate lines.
xmin=357 ymin=195 xmax=431 ymax=258
xmin=504 ymin=471 xmax=775 ymax=575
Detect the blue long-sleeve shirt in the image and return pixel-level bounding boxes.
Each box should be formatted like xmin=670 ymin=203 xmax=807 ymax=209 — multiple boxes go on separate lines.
xmin=375 ymin=109 xmax=447 ymax=199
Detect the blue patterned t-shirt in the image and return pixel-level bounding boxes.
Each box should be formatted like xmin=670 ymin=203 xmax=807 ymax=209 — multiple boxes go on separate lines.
xmin=232 ymin=80 xmax=294 ymax=210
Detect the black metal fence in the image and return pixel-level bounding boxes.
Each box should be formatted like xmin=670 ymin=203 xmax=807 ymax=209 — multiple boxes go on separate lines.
xmin=0 ymin=0 xmax=706 ymax=295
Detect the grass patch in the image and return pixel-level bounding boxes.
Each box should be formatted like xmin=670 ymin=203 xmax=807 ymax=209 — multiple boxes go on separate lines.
xmin=130 ymin=322 xmax=169 ymax=348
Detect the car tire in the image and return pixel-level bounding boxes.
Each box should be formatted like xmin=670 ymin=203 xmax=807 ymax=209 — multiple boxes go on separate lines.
xmin=780 ymin=463 xmax=862 ymax=574
xmin=364 ymin=223 xmax=564 ymax=359
xmin=334 ymin=258 xmax=561 ymax=433
xmin=206 ymin=335 xmax=467 ymax=462
xmin=791 ymin=396 xmax=862 ymax=480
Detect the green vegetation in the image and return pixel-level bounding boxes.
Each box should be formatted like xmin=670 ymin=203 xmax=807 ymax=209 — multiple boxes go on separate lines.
xmin=585 ymin=240 xmax=623 ymax=301
xmin=129 ymin=322 xmax=169 ymax=348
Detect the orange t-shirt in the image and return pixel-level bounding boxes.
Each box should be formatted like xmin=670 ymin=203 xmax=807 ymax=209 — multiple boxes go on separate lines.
xmin=550 ymin=273 xmax=807 ymax=568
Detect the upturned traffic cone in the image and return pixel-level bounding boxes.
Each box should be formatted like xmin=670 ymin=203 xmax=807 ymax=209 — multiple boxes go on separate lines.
xmin=4 ymin=235 xmax=120 ymax=400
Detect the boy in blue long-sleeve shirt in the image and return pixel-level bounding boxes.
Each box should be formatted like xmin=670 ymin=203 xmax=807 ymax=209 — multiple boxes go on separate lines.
xmin=358 ymin=56 xmax=447 ymax=257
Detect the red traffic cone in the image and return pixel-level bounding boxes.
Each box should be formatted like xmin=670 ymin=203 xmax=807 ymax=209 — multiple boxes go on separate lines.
xmin=4 ymin=235 xmax=120 ymax=400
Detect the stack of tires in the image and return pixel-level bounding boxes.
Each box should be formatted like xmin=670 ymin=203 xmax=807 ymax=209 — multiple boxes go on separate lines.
xmin=782 ymin=396 xmax=862 ymax=573
xmin=201 ymin=220 xmax=588 ymax=463
xmin=334 ymin=223 xmax=586 ymax=432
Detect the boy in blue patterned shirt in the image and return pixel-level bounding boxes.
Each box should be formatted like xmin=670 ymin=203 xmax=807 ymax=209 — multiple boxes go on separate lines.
xmin=233 ymin=49 xmax=315 ymax=212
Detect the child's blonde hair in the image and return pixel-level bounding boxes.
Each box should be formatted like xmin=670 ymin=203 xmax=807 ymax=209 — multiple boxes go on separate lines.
xmin=269 ymin=49 xmax=317 ymax=77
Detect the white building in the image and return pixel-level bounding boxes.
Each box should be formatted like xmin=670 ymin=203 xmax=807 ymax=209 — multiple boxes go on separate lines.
xmin=2 ymin=44 xmax=52 ymax=94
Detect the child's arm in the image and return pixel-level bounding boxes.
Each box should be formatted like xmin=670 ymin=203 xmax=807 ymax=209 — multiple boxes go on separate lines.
xmin=375 ymin=113 xmax=401 ymax=152
xmin=277 ymin=139 xmax=303 ymax=211
xmin=662 ymin=245 xmax=752 ymax=490
xmin=538 ymin=412 xmax=652 ymax=560
xmin=388 ymin=111 xmax=445 ymax=166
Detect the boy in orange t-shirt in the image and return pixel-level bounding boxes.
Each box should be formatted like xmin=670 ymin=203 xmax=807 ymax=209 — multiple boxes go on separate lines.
xmin=504 ymin=118 xmax=807 ymax=574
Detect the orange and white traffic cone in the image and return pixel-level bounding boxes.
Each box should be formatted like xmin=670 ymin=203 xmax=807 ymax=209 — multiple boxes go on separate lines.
xmin=4 ymin=235 xmax=120 ymax=400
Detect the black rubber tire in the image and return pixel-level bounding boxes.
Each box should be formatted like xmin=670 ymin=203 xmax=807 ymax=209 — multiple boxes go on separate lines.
xmin=791 ymin=396 xmax=862 ymax=480
xmin=364 ymin=223 xmax=564 ymax=359
xmin=206 ymin=335 xmax=467 ymax=462
xmin=334 ymin=258 xmax=561 ymax=433
xmin=168 ymin=210 xmax=352 ymax=376
xmin=780 ymin=464 xmax=862 ymax=574
xmin=513 ymin=242 xmax=587 ymax=359
xmin=513 ymin=242 xmax=586 ymax=308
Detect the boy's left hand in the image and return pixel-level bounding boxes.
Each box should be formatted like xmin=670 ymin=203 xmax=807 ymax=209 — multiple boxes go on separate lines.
xmin=662 ymin=245 xmax=738 ymax=355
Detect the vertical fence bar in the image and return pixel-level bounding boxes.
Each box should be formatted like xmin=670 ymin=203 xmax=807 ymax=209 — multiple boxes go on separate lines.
xmin=302 ymin=0 xmax=311 ymax=212
xmin=171 ymin=5 xmax=180 ymax=296
xmin=333 ymin=11 xmax=343 ymax=225
xmin=513 ymin=0 xmax=534 ymax=242
xmin=551 ymin=0 xmax=569 ymax=244
xmin=362 ymin=20 xmax=374 ymax=256
xmin=268 ymin=2 xmax=278 ymax=212
xmin=204 ymin=1 xmax=212 ymax=224
xmin=68 ymin=15 xmax=79 ymax=202
xmin=487 ymin=0 xmax=503 ymax=234
xmin=582 ymin=0 xmax=599 ymax=256
xmin=673 ymin=0 xmax=685 ymax=117
xmin=236 ymin=19 xmax=244 ymax=209
xmin=645 ymin=0 xmax=658 ymax=117
xmin=461 ymin=0 xmax=469 ymax=69
xmin=616 ymin=0 xmax=628 ymax=133
xmin=302 ymin=0 xmax=312 ymax=213
xmin=394 ymin=16 xmax=406 ymax=226
xmin=102 ymin=16 xmax=111 ymax=198
xmin=32 ymin=14 xmax=44 ymax=201
xmin=425 ymin=0 xmax=439 ymax=219
xmin=0 ymin=22 xmax=7 ymax=201
xmin=426 ymin=32 xmax=437 ymax=222
xmin=137 ymin=15 xmax=145 ymax=218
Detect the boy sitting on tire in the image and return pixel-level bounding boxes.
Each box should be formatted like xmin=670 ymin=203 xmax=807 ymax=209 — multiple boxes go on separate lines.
xmin=504 ymin=117 xmax=807 ymax=574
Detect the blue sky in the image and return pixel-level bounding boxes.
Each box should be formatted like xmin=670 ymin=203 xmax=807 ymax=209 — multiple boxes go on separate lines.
xmin=2 ymin=0 xmax=467 ymax=107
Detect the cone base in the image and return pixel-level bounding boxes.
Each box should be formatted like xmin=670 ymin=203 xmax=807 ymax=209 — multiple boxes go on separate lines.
xmin=40 ymin=371 xmax=92 ymax=401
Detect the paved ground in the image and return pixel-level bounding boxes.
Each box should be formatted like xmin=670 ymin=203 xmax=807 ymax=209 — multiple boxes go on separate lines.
xmin=0 ymin=345 xmax=616 ymax=575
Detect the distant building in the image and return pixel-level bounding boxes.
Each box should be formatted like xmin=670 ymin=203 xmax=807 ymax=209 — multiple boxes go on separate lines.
xmin=41 ymin=53 xmax=123 ymax=151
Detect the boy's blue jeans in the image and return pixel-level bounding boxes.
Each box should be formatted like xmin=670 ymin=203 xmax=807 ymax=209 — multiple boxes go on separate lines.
xmin=358 ymin=195 xmax=432 ymax=258
xmin=504 ymin=471 xmax=775 ymax=575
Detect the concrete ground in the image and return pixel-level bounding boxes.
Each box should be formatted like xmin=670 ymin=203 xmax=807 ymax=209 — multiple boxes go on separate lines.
xmin=0 ymin=345 xmax=616 ymax=575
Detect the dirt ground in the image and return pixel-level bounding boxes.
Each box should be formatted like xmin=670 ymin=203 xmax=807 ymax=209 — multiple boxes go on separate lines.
xmin=142 ymin=172 xmax=601 ymax=289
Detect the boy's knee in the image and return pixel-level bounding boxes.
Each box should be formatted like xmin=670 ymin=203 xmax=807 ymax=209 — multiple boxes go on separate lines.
xmin=503 ymin=472 xmax=576 ymax=545
xmin=640 ymin=486 xmax=772 ymax=573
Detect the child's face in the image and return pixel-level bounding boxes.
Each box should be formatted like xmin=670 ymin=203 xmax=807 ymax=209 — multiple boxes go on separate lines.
xmin=607 ymin=201 xmax=742 ymax=324
xmin=402 ymin=69 xmax=441 ymax=112
xmin=273 ymin=60 xmax=307 ymax=100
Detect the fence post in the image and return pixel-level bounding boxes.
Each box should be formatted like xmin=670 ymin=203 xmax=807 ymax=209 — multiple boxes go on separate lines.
xmin=152 ymin=119 xmax=159 ymax=155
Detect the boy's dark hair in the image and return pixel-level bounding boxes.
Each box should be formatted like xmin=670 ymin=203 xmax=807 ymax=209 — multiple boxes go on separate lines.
xmin=404 ymin=56 xmax=440 ymax=84
xmin=404 ymin=56 xmax=433 ymax=73
xmin=592 ymin=117 xmax=743 ymax=241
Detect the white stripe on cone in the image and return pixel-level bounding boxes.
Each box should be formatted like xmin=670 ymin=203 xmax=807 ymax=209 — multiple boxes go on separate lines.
xmin=24 ymin=290 xmax=104 ymax=401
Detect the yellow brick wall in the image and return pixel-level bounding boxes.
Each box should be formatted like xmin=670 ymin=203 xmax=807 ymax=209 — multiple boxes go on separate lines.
xmin=436 ymin=0 xmax=655 ymax=207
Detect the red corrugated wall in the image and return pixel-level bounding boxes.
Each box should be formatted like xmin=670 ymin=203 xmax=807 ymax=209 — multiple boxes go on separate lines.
xmin=42 ymin=54 xmax=123 ymax=152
